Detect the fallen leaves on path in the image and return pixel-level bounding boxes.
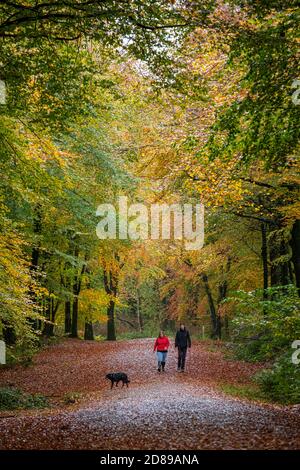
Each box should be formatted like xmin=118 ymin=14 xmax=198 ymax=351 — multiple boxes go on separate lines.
xmin=0 ymin=339 xmax=261 ymax=397
xmin=0 ymin=339 xmax=299 ymax=450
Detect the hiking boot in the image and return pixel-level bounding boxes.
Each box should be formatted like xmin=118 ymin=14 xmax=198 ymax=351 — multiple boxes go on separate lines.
xmin=161 ymin=361 xmax=165 ymax=371
xmin=177 ymin=367 xmax=181 ymax=372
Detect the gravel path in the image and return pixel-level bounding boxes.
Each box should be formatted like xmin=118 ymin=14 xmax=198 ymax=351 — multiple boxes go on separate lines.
xmin=0 ymin=338 xmax=299 ymax=449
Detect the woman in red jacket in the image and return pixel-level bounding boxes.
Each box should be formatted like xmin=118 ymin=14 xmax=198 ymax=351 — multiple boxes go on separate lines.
xmin=153 ymin=330 xmax=170 ymax=372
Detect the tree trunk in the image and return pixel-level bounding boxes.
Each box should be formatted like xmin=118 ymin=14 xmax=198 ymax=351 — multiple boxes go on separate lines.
xmin=70 ymin=244 xmax=86 ymax=338
xmin=28 ymin=205 xmax=42 ymax=331
xmin=84 ymin=321 xmax=94 ymax=340
xmin=202 ymin=273 xmax=220 ymax=339
xmin=224 ymin=315 xmax=229 ymax=338
xmin=217 ymin=257 xmax=231 ymax=338
xmin=107 ymin=299 xmax=116 ymax=341
xmin=63 ymin=238 xmax=75 ymax=335
xmin=42 ymin=298 xmax=51 ymax=337
xmin=30 ymin=205 xmax=42 ymax=272
xmin=269 ymin=235 xmax=282 ymax=287
xmin=71 ymin=243 xmax=80 ymax=338
xmin=290 ymin=220 xmax=300 ymax=296
xmin=261 ymin=222 xmax=269 ymax=299
xmin=280 ymin=240 xmax=290 ymax=285
xmin=71 ymin=296 xmax=78 ymax=338
xmin=269 ymin=230 xmax=290 ymax=287
xmin=64 ymin=300 xmax=72 ymax=335
xmin=43 ymin=297 xmax=60 ymax=337
xmin=136 ymin=289 xmax=143 ymax=332
xmin=2 ymin=320 xmax=16 ymax=346
xmin=103 ymin=263 xmax=119 ymax=341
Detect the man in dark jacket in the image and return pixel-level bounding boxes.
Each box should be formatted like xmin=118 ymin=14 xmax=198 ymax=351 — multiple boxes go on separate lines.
xmin=175 ymin=324 xmax=191 ymax=372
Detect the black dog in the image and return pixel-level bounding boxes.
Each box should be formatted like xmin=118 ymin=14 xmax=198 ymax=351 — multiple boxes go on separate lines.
xmin=106 ymin=373 xmax=130 ymax=389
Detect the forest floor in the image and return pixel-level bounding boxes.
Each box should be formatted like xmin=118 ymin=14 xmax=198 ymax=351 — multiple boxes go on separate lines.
xmin=0 ymin=338 xmax=299 ymax=450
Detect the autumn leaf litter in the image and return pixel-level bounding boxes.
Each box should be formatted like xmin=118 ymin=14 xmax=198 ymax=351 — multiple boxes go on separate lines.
xmin=0 ymin=339 xmax=299 ymax=449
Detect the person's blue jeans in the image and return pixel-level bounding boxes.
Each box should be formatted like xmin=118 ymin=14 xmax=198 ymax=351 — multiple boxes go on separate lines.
xmin=157 ymin=351 xmax=167 ymax=365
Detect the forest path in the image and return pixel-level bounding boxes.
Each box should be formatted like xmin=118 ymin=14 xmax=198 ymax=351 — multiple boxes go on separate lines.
xmin=0 ymin=338 xmax=299 ymax=449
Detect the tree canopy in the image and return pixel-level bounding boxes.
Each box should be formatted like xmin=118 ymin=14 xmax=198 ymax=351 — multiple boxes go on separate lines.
xmin=0 ymin=0 xmax=299 ymax=403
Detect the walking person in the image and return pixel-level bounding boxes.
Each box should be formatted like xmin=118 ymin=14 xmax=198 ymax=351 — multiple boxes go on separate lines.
xmin=153 ymin=330 xmax=170 ymax=372
xmin=175 ymin=324 xmax=191 ymax=372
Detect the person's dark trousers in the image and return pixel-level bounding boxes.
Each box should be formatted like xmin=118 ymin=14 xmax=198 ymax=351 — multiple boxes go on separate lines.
xmin=178 ymin=347 xmax=187 ymax=370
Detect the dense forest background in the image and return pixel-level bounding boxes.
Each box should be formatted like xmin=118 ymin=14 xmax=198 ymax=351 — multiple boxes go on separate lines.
xmin=0 ymin=1 xmax=299 ymax=403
